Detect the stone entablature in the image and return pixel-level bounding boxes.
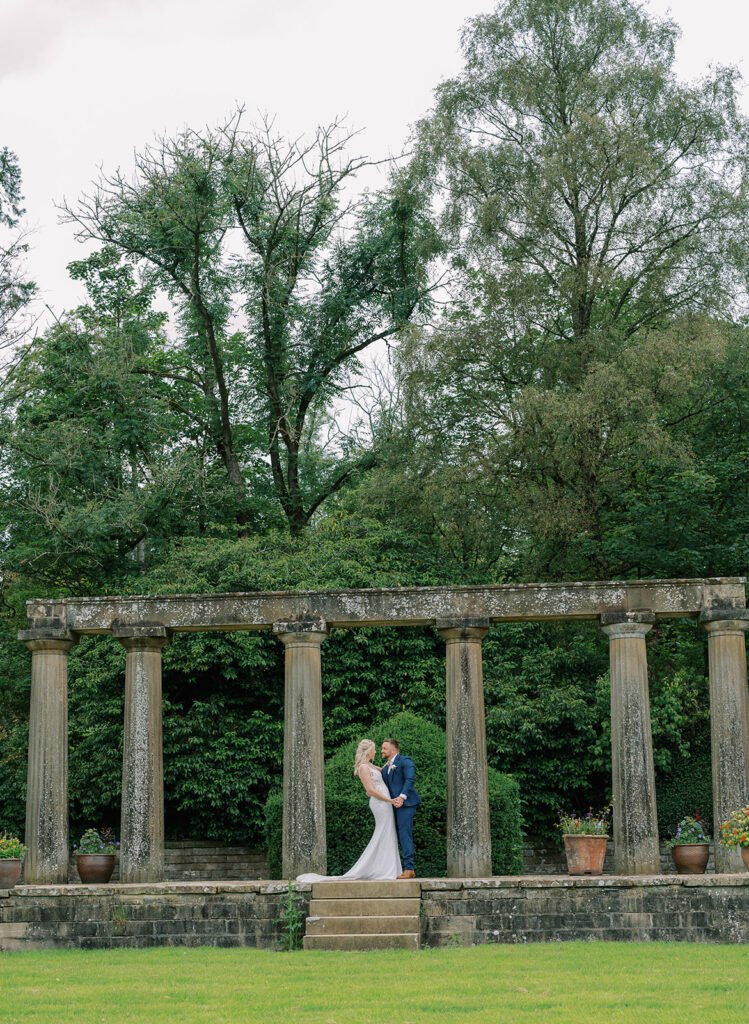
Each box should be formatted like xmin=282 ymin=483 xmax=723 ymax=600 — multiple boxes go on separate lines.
xmin=17 ymin=577 xmax=749 ymax=884
xmin=21 ymin=577 xmax=747 ymax=633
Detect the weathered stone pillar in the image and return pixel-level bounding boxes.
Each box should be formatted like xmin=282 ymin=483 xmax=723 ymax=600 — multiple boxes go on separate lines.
xmin=600 ymin=611 xmax=660 ymax=874
xmin=19 ymin=629 xmax=76 ymax=884
xmin=438 ymin=620 xmax=492 ymax=877
xmin=113 ymin=625 xmax=168 ymax=883
xmin=274 ymin=620 xmax=328 ymax=879
xmin=700 ymin=609 xmax=749 ymax=873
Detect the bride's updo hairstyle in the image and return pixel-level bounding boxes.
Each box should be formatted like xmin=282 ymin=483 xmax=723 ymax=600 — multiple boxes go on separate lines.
xmin=353 ymin=739 xmax=375 ymax=777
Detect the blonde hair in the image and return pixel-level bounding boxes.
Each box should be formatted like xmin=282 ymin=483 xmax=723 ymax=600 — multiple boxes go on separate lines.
xmin=353 ymin=739 xmax=375 ymax=777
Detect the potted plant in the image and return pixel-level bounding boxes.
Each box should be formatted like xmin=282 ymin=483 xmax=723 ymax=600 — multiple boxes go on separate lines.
xmin=74 ymin=828 xmax=119 ymax=884
xmin=666 ymin=814 xmax=710 ymax=874
xmin=718 ymin=805 xmax=749 ymax=871
xmin=0 ymin=834 xmax=27 ymax=888
xmin=558 ymin=807 xmax=611 ymax=875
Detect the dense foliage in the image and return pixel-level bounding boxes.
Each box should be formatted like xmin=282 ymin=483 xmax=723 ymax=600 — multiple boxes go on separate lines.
xmin=265 ymin=712 xmax=523 ymax=877
xmin=1 ymin=0 xmax=747 ymax=853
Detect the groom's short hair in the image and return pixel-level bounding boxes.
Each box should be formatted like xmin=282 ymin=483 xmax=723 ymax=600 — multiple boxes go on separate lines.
xmin=383 ymin=738 xmax=400 ymax=751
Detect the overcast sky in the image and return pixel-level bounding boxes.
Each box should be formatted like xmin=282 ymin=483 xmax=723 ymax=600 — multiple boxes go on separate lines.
xmin=2 ymin=0 xmax=749 ymax=321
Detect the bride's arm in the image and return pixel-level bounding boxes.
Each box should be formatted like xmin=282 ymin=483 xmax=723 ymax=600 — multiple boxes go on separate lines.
xmin=356 ymin=765 xmax=394 ymax=802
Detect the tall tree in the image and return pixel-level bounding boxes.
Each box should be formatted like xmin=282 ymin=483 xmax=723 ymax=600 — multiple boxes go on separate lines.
xmin=0 ymin=250 xmax=200 ymax=587
xmin=417 ymin=0 xmax=749 ymax=386
xmin=395 ymin=0 xmax=749 ymax=580
xmin=63 ymin=115 xmax=439 ymax=535
xmin=0 ymin=148 xmax=36 ymax=358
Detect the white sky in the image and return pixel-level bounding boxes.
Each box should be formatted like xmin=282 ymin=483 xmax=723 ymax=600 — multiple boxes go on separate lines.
xmin=2 ymin=0 xmax=749 ymax=321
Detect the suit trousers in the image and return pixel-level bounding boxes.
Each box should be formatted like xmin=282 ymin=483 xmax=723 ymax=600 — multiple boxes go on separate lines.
xmin=394 ymin=804 xmax=417 ymax=870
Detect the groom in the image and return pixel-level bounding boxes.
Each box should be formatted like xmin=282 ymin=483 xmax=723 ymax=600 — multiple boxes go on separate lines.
xmin=381 ymin=738 xmax=420 ymax=879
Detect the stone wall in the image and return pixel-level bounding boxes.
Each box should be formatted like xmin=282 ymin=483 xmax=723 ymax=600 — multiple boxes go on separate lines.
xmin=0 ymin=881 xmax=301 ymax=951
xmin=4 ymin=875 xmax=749 ymax=951
xmin=421 ymin=875 xmax=749 ymax=945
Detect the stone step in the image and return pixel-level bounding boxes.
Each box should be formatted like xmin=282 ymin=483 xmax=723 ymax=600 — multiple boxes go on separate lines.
xmin=303 ymin=933 xmax=420 ymax=951
xmin=310 ymin=880 xmax=420 ymax=900
xmin=309 ymin=897 xmax=421 ymax=917
xmin=306 ymin=915 xmax=420 ymax=936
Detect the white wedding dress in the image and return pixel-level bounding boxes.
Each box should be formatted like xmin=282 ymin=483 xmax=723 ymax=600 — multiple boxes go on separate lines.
xmin=297 ymin=765 xmax=402 ymax=882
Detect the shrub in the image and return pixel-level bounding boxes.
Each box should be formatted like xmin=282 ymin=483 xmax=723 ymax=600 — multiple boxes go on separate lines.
xmin=656 ymin=751 xmax=713 ymax=838
xmin=265 ymin=710 xmax=523 ymax=877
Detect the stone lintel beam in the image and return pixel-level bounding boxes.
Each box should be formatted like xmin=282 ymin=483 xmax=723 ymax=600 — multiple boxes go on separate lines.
xmin=275 ymin=621 xmax=329 ymax=879
xmin=699 ymin=609 xmax=749 ymax=873
xmin=601 ymin=610 xmax=660 ymax=875
xmin=438 ymin=621 xmax=492 ymax=877
xmin=23 ymin=578 xmax=746 ymax=634
xmin=21 ymin=630 xmax=77 ymax=884
xmin=115 ymin=624 xmax=168 ymax=883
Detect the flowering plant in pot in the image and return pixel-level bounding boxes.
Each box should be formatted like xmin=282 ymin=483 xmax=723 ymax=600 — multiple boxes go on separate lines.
xmin=74 ymin=828 xmax=119 ymax=884
xmin=666 ymin=814 xmax=710 ymax=874
xmin=557 ymin=807 xmax=611 ymax=875
xmin=0 ymin=833 xmax=27 ymax=888
xmin=718 ymin=805 xmax=749 ymax=871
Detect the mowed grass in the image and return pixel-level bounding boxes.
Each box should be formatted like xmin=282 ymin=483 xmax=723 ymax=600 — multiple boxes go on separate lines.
xmin=2 ymin=943 xmax=748 ymax=1023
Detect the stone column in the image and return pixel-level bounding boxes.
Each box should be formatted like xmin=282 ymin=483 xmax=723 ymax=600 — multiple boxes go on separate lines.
xmin=113 ymin=625 xmax=168 ymax=883
xmin=19 ymin=629 xmax=76 ymax=884
xmin=700 ymin=609 xmax=749 ymax=873
xmin=600 ymin=611 xmax=660 ymax=875
xmin=438 ymin=620 xmax=492 ymax=878
xmin=274 ymin=620 xmax=328 ymax=879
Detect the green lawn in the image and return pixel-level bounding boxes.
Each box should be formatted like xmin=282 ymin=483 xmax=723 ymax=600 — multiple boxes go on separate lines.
xmin=2 ymin=944 xmax=748 ymax=1023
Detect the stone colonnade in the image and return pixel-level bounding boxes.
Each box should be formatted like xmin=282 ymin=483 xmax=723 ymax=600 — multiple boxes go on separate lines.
xmin=18 ymin=580 xmax=749 ymax=883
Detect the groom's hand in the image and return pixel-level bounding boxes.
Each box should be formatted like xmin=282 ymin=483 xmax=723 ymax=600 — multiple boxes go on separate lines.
xmin=393 ymin=797 xmax=405 ymax=808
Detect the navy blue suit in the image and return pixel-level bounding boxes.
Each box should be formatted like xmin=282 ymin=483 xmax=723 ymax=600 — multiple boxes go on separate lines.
xmin=383 ymin=754 xmax=420 ymax=871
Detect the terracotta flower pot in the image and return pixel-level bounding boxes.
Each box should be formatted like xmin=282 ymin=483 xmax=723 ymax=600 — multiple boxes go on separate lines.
xmin=671 ymin=843 xmax=709 ymax=874
xmin=0 ymin=859 xmax=23 ymax=888
xmin=76 ymin=854 xmax=115 ymax=884
xmin=741 ymin=847 xmax=749 ymax=872
xmin=563 ymin=834 xmax=608 ymax=875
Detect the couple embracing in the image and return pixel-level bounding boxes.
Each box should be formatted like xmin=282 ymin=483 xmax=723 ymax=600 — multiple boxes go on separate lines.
xmin=297 ymin=738 xmax=420 ymax=882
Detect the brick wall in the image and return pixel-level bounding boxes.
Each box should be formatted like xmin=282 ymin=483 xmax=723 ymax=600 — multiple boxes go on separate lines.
xmin=61 ymin=843 xmax=269 ymax=884
xmin=522 ymin=843 xmax=717 ymax=875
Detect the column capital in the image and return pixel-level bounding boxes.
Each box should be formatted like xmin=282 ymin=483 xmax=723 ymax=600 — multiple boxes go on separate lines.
xmin=273 ymin=620 xmax=328 ymax=646
xmin=19 ymin=628 xmax=76 ymax=651
xmin=699 ymin=608 xmax=749 ymax=635
xmin=600 ymin=610 xmax=655 ymax=640
xmin=437 ymin=618 xmax=489 ymax=642
xmin=112 ymin=624 xmax=169 ymax=650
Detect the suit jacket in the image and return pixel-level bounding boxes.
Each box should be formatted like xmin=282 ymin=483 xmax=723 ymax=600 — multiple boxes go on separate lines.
xmin=383 ymin=754 xmax=421 ymax=807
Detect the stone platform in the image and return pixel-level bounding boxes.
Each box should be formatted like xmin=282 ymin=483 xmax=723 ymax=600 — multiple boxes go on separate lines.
xmin=1 ymin=875 xmax=749 ymax=951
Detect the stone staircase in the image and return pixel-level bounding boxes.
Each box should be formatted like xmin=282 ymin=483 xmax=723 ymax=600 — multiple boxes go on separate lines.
xmin=303 ymin=880 xmax=421 ymax=950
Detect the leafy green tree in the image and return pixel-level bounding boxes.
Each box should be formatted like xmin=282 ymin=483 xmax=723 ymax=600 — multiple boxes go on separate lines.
xmin=418 ymin=0 xmax=749 ymax=381
xmin=0 ymin=148 xmax=36 ymax=356
xmin=0 ymin=249 xmax=206 ymax=587
xmin=63 ymin=115 xmax=439 ymax=534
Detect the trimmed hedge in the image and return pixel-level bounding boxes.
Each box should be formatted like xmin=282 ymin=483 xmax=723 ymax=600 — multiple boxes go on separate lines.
xmin=265 ymin=710 xmax=523 ymax=877
xmin=656 ymin=751 xmax=713 ymax=838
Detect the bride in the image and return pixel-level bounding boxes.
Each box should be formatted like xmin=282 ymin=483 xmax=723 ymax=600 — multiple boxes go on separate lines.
xmin=296 ymin=739 xmax=402 ymax=882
